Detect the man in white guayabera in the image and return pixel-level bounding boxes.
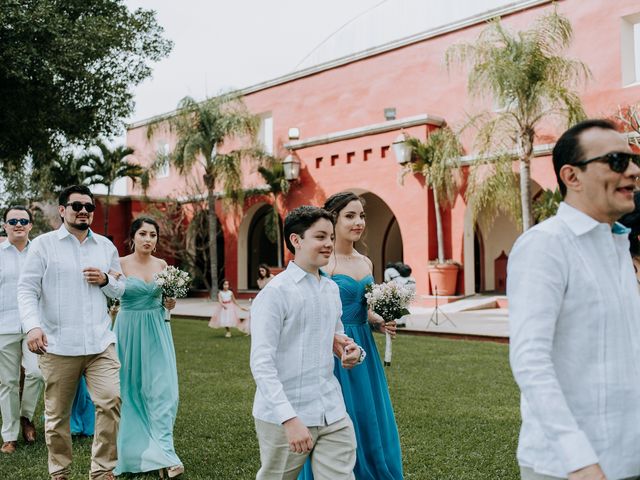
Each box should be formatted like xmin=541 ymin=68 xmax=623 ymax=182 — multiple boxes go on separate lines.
xmin=508 ymin=119 xmax=640 ymax=480
xmin=0 ymin=206 xmax=44 ymax=454
xmin=18 ymin=185 xmax=125 ymax=480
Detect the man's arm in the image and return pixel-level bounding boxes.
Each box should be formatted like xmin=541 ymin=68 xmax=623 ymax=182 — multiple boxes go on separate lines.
xmin=508 ymin=230 xmax=599 ymax=475
xmin=18 ymin=240 xmax=45 ymax=334
xmin=249 ymin=288 xmax=296 ymax=424
xmin=100 ymin=245 xmax=125 ymax=299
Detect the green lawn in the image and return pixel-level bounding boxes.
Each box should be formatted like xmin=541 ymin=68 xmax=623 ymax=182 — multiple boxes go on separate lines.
xmin=3 ymin=319 xmax=521 ymax=479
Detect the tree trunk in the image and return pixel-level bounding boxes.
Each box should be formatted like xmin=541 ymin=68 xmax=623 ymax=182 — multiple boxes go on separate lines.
xmin=274 ymin=195 xmax=282 ymax=267
xmin=206 ymin=178 xmax=219 ymax=299
xmin=519 ymin=133 xmax=534 ymax=232
xmin=104 ymin=186 xmax=111 ymax=235
xmin=432 ymin=186 xmax=445 ymax=264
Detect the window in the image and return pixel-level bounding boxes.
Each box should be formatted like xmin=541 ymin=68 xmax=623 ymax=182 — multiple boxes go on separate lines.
xmin=258 ymin=114 xmax=273 ymax=154
xmin=157 ymin=142 xmax=170 ymax=178
xmin=621 ymin=13 xmax=640 ymax=86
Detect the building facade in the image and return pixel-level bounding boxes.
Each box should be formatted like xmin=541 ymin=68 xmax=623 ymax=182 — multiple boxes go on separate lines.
xmin=123 ymin=0 xmax=640 ymax=299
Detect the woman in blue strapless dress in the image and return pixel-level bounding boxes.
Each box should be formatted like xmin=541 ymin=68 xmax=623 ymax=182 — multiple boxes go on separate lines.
xmin=70 ymin=376 xmax=95 ymax=436
xmin=299 ymin=192 xmax=403 ymax=480
xmin=113 ymin=217 xmax=183 ymax=478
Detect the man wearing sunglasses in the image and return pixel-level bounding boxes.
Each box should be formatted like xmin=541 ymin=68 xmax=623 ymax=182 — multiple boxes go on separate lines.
xmin=18 ymin=185 xmax=125 ymax=480
xmin=509 ymin=119 xmax=640 ymax=480
xmin=0 ymin=206 xmax=44 ymax=454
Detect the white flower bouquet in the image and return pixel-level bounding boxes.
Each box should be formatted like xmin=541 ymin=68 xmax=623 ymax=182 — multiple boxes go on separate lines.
xmin=154 ymin=266 xmax=191 ymax=321
xmin=365 ymin=282 xmax=414 ymax=366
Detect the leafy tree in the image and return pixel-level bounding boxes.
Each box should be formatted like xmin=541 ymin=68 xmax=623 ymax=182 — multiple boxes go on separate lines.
xmin=257 ymin=158 xmax=289 ymax=267
xmin=532 ymin=187 xmax=562 ymax=223
xmin=403 ymin=127 xmax=462 ymax=264
xmin=48 ymin=152 xmax=93 ymax=193
xmin=83 ymin=141 xmax=146 ymax=235
xmin=446 ymin=9 xmax=589 ymax=231
xmin=0 ymin=0 xmax=172 ymax=167
xmin=149 ymin=93 xmax=260 ymax=297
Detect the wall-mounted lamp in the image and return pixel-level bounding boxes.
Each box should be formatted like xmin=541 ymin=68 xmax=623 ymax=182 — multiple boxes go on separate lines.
xmin=392 ymin=132 xmax=412 ymax=164
xmin=282 ymin=152 xmax=301 ymax=181
xmin=384 ymin=107 xmax=396 ymax=121
xmin=288 ymin=127 xmax=300 ymax=140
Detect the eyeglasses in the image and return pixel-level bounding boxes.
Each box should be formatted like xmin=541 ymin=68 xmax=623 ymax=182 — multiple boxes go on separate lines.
xmin=5 ymin=218 xmax=30 ymax=226
xmin=65 ymin=202 xmax=96 ymax=213
xmin=571 ymin=152 xmax=640 ymax=174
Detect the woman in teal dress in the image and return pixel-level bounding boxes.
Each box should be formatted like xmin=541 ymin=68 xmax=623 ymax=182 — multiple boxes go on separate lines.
xmin=70 ymin=376 xmax=94 ymax=436
xmin=299 ymin=192 xmax=403 ymax=479
xmin=113 ymin=217 xmax=183 ymax=478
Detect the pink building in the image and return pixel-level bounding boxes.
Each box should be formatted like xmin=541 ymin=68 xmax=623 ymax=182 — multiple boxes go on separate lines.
xmin=124 ymin=0 xmax=640 ymax=299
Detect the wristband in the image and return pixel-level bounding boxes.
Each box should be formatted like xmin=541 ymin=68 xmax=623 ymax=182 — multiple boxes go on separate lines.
xmin=356 ymin=346 xmax=367 ymax=365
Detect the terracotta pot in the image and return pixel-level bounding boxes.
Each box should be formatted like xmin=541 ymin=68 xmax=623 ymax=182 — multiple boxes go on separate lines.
xmin=428 ymin=263 xmax=459 ymax=296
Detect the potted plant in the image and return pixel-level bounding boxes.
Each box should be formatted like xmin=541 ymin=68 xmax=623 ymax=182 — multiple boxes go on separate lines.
xmin=403 ymin=126 xmax=462 ymax=296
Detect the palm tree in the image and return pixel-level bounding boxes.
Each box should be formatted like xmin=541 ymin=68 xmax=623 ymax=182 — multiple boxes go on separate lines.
xmin=83 ymin=141 xmax=145 ymax=235
xmin=150 ymin=93 xmax=259 ymax=297
xmin=257 ymin=157 xmax=290 ymax=267
xmin=48 ymin=151 xmax=93 ymax=193
xmin=403 ymin=127 xmax=462 ymax=264
xmin=446 ymin=9 xmax=589 ymax=231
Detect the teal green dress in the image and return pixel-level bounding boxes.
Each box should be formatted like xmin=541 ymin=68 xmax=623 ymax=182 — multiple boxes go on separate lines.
xmin=299 ymin=274 xmax=403 ymax=479
xmin=113 ymin=277 xmax=182 ymax=475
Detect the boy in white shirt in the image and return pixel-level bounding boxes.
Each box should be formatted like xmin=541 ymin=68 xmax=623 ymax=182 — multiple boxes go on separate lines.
xmin=250 ymin=205 xmax=362 ymax=480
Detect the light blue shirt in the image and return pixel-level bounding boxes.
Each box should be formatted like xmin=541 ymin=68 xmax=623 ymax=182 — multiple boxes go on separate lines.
xmin=508 ymin=202 xmax=640 ymax=479
xmin=18 ymin=225 xmax=125 ymax=356
xmin=0 ymin=240 xmax=29 ymax=334
xmin=250 ymin=261 xmax=348 ymax=427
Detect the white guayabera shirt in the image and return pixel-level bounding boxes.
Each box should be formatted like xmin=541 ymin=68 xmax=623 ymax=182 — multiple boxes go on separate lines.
xmin=508 ymin=202 xmax=640 ymax=479
xmin=18 ymin=225 xmax=125 ymax=356
xmin=250 ymin=261 xmax=348 ymax=427
xmin=0 ymin=240 xmax=29 ymax=334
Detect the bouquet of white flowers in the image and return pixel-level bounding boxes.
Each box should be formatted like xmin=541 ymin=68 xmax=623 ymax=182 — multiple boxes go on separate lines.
xmin=154 ymin=266 xmax=191 ymax=321
xmin=365 ymin=282 xmax=414 ymax=366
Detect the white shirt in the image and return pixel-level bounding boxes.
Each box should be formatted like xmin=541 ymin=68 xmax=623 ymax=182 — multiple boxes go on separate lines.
xmin=250 ymin=261 xmax=348 ymax=426
xmin=18 ymin=225 xmax=125 ymax=356
xmin=508 ymin=202 xmax=640 ymax=479
xmin=0 ymin=240 xmax=29 ymax=334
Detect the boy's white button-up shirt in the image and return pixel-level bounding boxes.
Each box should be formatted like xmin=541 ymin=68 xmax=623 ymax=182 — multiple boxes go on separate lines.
xmin=508 ymin=202 xmax=640 ymax=479
xmin=0 ymin=240 xmax=29 ymax=334
xmin=18 ymin=225 xmax=125 ymax=356
xmin=250 ymin=261 xmax=348 ymax=427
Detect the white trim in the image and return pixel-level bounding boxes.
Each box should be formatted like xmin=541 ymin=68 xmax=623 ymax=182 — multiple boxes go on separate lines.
xmin=284 ymin=114 xmax=444 ymax=150
xmin=127 ymin=0 xmax=553 ymax=130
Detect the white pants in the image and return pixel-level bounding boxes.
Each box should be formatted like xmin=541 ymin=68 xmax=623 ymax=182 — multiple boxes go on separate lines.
xmin=255 ymin=415 xmax=356 ymax=480
xmin=0 ymin=333 xmax=44 ymax=442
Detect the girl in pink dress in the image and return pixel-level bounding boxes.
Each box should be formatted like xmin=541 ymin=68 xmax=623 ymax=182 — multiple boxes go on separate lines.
xmin=208 ymin=280 xmax=249 ymax=337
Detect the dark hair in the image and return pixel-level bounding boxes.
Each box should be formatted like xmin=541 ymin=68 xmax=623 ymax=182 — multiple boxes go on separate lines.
xmin=396 ymin=262 xmax=412 ymax=277
xmin=58 ymin=185 xmax=94 ymax=206
xmin=257 ymin=263 xmax=271 ymax=278
xmin=619 ymin=191 xmax=640 ymax=257
xmin=323 ymin=191 xmax=363 ymax=219
xmin=129 ymin=217 xmax=160 ymax=252
xmin=283 ymin=206 xmax=334 ymax=254
xmin=552 ymin=119 xmax=618 ymax=197
xmin=219 ymin=278 xmax=230 ymax=289
xmin=3 ymin=205 xmax=33 ymax=222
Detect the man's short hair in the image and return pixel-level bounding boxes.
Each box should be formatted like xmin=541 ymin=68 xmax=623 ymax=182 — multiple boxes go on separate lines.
xmin=3 ymin=205 xmax=33 ymax=223
xmin=283 ymin=206 xmax=334 ymax=254
xmin=552 ymin=119 xmax=618 ymax=197
xmin=58 ymin=185 xmax=94 ymax=206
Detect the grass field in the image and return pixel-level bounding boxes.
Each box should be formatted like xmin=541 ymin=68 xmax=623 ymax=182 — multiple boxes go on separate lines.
xmin=2 ymin=318 xmax=521 ymax=479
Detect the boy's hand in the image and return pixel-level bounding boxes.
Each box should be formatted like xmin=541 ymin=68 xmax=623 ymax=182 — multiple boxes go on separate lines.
xmin=333 ymin=334 xmax=353 ymax=358
xmin=568 ymin=464 xmax=607 ymax=480
xmin=283 ymin=417 xmax=313 ymax=453
xmin=341 ymin=343 xmax=361 ymax=369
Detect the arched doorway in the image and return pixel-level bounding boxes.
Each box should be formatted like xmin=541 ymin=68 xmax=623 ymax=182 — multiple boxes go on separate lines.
xmin=189 ymin=210 xmax=224 ymax=292
xmin=247 ymin=204 xmax=283 ymax=289
xmin=356 ymin=192 xmax=403 ymax=283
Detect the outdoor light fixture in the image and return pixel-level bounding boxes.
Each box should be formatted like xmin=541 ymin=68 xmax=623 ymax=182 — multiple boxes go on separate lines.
xmin=282 ymin=152 xmax=301 ymax=181
xmin=392 ymin=132 xmax=412 ymax=164
xmin=287 ymin=127 xmax=300 ymax=140
xmin=384 ymin=107 xmax=396 ymax=121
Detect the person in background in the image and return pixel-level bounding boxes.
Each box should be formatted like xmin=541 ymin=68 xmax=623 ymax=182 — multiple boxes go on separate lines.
xmin=256 ymin=264 xmax=274 ymax=290
xmin=619 ymin=190 xmax=640 ymax=286
xmin=0 ymin=206 xmax=43 ymax=454
xmin=208 ymin=279 xmax=249 ymax=337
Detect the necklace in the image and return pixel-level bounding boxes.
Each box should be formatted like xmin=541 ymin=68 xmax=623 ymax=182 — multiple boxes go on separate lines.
xmin=336 ymin=252 xmax=357 ymax=261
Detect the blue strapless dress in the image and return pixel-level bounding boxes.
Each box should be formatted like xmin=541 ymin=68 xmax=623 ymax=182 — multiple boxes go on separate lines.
xmin=299 ymin=274 xmax=403 ymax=479
xmin=70 ymin=376 xmax=95 ymax=436
xmin=113 ymin=277 xmax=182 ymax=475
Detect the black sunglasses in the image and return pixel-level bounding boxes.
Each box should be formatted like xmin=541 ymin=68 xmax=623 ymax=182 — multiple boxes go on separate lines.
xmin=65 ymin=202 xmax=96 ymax=213
xmin=5 ymin=218 xmax=30 ymax=226
xmin=571 ymin=152 xmax=640 ymax=174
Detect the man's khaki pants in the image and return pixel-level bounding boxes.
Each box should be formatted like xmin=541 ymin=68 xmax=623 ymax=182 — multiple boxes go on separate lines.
xmin=39 ymin=344 xmax=121 ymax=480
xmin=255 ymin=415 xmax=356 ymax=480
xmin=0 ymin=333 xmax=44 ymax=442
